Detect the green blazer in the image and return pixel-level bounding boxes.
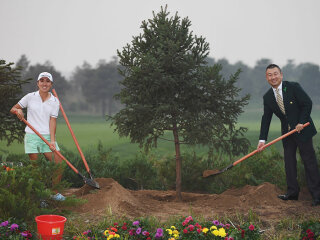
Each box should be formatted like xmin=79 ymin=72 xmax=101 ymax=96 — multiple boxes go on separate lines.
xmin=259 ymin=81 xmax=317 ymax=142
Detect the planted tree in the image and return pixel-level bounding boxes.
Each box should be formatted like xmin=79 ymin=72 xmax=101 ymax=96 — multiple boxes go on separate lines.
xmin=0 ymin=59 xmax=30 ymax=145
xmin=112 ymin=6 xmax=249 ymax=200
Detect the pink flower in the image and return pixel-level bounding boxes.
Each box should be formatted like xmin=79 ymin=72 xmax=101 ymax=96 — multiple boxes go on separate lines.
xmin=188 ymin=225 xmax=194 ymax=231
xmin=133 ymin=221 xmax=140 ymax=226
xmin=10 ymin=224 xmax=19 ymax=231
xmin=0 ymin=221 xmax=8 ymax=227
xmin=183 ymin=228 xmax=188 ymax=234
xmin=249 ymin=224 xmax=255 ymax=231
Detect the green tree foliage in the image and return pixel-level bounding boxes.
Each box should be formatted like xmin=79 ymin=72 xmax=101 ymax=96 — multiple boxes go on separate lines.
xmin=298 ymin=63 xmax=320 ymax=104
xmin=0 ymin=60 xmax=29 ymax=145
xmin=112 ymin=6 xmax=249 ymax=200
xmin=15 ymin=55 xmax=70 ymax=99
xmin=72 ymin=58 xmax=122 ymax=116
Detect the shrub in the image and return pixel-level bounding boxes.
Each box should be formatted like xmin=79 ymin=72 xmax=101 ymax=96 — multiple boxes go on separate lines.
xmin=0 ymin=156 xmax=70 ymax=221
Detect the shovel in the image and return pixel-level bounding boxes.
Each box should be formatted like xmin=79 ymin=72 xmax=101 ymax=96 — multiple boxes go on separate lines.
xmin=18 ymin=115 xmax=100 ymax=189
xmin=203 ymin=122 xmax=310 ymax=178
xmin=52 ymin=89 xmax=96 ymax=181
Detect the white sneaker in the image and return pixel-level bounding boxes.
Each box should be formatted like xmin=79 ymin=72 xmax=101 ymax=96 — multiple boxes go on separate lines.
xmin=51 ymin=193 xmax=66 ymax=201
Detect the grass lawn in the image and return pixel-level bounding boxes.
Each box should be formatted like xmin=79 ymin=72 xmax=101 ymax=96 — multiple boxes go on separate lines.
xmin=1 ymin=107 xmax=320 ymax=159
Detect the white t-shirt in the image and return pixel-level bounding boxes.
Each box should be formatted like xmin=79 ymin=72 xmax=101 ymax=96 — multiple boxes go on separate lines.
xmin=18 ymin=91 xmax=60 ymax=134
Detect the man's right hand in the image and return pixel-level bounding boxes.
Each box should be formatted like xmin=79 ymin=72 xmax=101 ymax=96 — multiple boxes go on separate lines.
xmin=257 ymin=142 xmax=265 ymax=152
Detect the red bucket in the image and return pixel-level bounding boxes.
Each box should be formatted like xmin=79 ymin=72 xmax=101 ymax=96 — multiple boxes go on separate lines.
xmin=35 ymin=215 xmax=67 ymax=240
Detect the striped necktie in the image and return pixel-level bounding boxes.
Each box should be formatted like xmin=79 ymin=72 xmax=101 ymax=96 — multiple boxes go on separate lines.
xmin=276 ymin=88 xmax=285 ymax=114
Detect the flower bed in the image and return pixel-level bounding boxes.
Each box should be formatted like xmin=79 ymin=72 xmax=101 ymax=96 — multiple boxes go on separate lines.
xmin=72 ymin=216 xmax=261 ymax=240
xmin=0 ymin=219 xmax=34 ymax=239
xmin=2 ymin=216 xmax=320 ymax=239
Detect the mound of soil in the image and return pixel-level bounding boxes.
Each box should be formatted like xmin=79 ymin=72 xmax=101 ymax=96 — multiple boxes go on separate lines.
xmin=64 ymin=178 xmax=320 ymax=223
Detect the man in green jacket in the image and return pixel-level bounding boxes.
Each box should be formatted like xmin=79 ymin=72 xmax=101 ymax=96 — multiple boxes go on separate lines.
xmin=257 ymin=64 xmax=320 ymax=206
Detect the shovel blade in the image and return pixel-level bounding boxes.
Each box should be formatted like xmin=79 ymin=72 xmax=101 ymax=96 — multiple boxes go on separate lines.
xmin=78 ymin=172 xmax=100 ymax=189
xmin=84 ymin=177 xmax=100 ymax=189
xmin=202 ymin=169 xmax=221 ymax=178
xmin=202 ymin=164 xmax=234 ymax=178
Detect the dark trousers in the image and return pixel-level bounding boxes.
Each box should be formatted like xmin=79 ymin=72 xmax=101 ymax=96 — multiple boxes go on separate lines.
xmin=283 ymin=136 xmax=320 ymax=199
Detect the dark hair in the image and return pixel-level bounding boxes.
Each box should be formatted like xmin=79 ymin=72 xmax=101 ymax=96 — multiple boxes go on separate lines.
xmin=266 ymin=64 xmax=282 ymax=73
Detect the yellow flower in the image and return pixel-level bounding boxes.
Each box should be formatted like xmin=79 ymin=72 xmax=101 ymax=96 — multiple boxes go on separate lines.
xmin=202 ymin=227 xmax=209 ymax=233
xmin=212 ymin=229 xmax=219 ymax=236
xmin=166 ymin=229 xmax=173 ymax=235
xmin=115 ymin=234 xmax=120 ymax=238
xmin=173 ymin=234 xmax=179 ymax=238
xmin=172 ymin=230 xmax=179 ymax=235
xmin=210 ymin=225 xmax=217 ymax=231
xmin=104 ymin=230 xmax=110 ymax=236
xmin=218 ymin=228 xmax=226 ymax=237
xmin=171 ymin=226 xmax=176 ymax=230
xmin=168 ymin=238 xmax=175 ymax=240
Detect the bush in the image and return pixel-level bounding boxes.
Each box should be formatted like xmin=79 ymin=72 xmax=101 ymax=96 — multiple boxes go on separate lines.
xmin=0 ymin=156 xmax=70 ymax=221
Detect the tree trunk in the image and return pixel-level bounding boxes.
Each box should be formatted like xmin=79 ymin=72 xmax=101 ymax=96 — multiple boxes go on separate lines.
xmin=173 ymin=124 xmax=182 ymax=201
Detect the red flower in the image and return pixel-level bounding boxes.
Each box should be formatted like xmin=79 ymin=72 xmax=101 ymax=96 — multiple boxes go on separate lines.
xmin=249 ymin=225 xmax=255 ymax=231
xmin=308 ymin=231 xmax=315 ymax=238
xmin=183 ymin=229 xmax=188 ymax=234
xmin=189 ymin=225 xmax=194 ymax=231
xmin=147 ymin=237 xmax=151 ymax=240
xmin=197 ymin=229 xmax=201 ymax=233
xmin=241 ymin=229 xmax=245 ymax=238
xmin=122 ymin=225 xmax=127 ymax=230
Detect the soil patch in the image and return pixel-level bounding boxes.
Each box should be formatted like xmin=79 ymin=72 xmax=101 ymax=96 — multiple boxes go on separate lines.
xmin=64 ymin=178 xmax=320 ymax=223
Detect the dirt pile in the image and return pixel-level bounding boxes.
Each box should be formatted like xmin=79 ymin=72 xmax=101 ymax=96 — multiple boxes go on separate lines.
xmin=64 ymin=178 xmax=320 ymax=222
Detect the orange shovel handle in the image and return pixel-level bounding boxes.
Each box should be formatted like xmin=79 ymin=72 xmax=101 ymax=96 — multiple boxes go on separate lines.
xmin=52 ymin=89 xmax=90 ymax=173
xmin=232 ymin=122 xmax=310 ymax=166
xmin=19 ymin=117 xmax=79 ymax=174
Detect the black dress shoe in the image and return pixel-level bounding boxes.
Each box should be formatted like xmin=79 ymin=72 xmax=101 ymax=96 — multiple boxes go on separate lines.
xmin=312 ymin=199 xmax=320 ymax=206
xmin=277 ymin=193 xmax=299 ymax=200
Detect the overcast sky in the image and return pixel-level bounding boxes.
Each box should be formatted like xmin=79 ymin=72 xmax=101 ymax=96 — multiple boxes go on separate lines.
xmin=1 ymin=0 xmax=320 ymax=77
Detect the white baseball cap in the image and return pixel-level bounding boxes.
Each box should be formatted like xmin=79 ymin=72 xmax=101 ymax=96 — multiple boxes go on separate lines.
xmin=38 ymin=72 xmax=53 ymax=82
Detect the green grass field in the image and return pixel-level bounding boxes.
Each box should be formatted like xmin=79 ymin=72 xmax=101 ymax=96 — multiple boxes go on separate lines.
xmin=1 ymin=106 xmax=320 ymax=159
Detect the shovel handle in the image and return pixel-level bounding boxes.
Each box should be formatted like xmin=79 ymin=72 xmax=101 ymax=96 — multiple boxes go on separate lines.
xmin=18 ymin=116 xmax=80 ymax=174
xmin=52 ymin=89 xmax=91 ymax=173
xmin=232 ymin=122 xmax=310 ymax=166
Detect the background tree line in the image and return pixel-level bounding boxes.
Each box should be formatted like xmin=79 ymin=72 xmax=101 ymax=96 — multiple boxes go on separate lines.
xmin=12 ymin=55 xmax=320 ymax=117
